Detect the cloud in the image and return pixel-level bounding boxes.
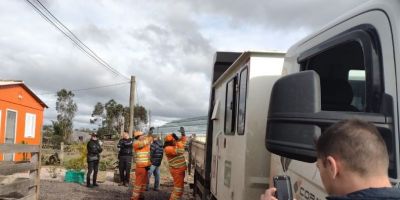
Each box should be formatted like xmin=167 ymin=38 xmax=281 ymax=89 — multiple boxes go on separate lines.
xmin=0 ymin=0 xmax=364 ymax=128
xmin=189 ymin=0 xmax=365 ymax=29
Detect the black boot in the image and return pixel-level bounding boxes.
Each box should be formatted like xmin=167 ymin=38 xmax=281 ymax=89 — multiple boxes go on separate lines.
xmin=93 ymin=177 xmax=98 ymax=187
xmin=86 ymin=176 xmax=91 ymax=187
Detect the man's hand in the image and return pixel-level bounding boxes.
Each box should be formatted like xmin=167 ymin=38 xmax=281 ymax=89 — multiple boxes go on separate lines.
xmin=260 ymin=188 xmax=277 ymax=200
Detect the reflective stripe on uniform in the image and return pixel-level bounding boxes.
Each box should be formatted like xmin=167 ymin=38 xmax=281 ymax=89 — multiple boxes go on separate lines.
xmin=135 ymin=150 xmax=150 ymax=167
xmin=136 ymin=158 xmax=150 ymax=162
xmin=176 ymin=149 xmax=185 ymax=154
xmin=131 ymin=167 xmax=147 ymax=200
xmin=168 ymin=155 xmax=186 ymax=168
xmin=170 ymin=187 xmax=184 ymax=200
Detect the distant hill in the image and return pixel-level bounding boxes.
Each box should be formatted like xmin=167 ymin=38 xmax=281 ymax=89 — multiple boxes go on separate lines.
xmin=155 ymin=116 xmax=207 ymax=136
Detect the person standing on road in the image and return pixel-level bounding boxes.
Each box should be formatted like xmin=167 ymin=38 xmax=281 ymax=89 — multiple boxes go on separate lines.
xmin=117 ymin=132 xmax=133 ymax=186
xmin=164 ymin=129 xmax=187 ymax=200
xmin=131 ymin=131 xmax=152 ymax=200
xmin=146 ymin=136 xmax=164 ymax=191
xmin=260 ymin=119 xmax=400 ymax=200
xmin=86 ymin=132 xmax=103 ymax=188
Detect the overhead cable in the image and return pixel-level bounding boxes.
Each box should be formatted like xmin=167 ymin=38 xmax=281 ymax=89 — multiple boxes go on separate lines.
xmin=25 ymin=0 xmax=130 ymax=80
xmin=38 ymin=81 xmax=130 ymax=95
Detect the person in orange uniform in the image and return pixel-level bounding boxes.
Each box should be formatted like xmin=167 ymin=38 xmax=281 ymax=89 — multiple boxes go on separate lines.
xmin=131 ymin=131 xmax=151 ymax=200
xmin=164 ymin=129 xmax=187 ymax=200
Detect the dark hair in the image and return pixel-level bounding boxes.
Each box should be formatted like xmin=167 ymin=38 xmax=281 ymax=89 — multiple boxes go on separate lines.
xmin=316 ymin=119 xmax=389 ymax=176
xmin=163 ymin=141 xmax=174 ymax=148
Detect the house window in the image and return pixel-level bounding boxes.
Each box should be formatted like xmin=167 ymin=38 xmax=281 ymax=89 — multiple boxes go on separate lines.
xmin=224 ymin=76 xmax=237 ymax=135
xmin=5 ymin=110 xmax=17 ymax=161
xmin=25 ymin=113 xmax=36 ymax=138
xmin=237 ymin=67 xmax=248 ymax=135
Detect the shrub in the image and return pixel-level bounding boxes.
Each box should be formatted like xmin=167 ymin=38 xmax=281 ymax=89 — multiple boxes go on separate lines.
xmin=99 ymin=160 xmax=107 ymax=171
xmin=63 ymin=143 xmax=87 ymax=171
xmin=50 ymin=135 xmax=64 ymax=149
xmin=64 ymin=158 xmax=85 ymax=171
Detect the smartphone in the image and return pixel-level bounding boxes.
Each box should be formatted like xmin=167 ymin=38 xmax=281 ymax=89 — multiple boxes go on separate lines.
xmin=273 ymin=175 xmax=293 ymax=200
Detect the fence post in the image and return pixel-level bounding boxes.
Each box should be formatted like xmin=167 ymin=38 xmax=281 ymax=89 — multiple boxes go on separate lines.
xmin=29 ymin=152 xmax=40 ymax=200
xmin=60 ymin=142 xmax=64 ymax=165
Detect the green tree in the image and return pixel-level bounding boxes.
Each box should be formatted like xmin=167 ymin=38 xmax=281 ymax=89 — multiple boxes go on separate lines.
xmin=90 ymin=99 xmax=124 ymax=138
xmin=54 ymin=89 xmax=77 ymax=143
xmin=104 ymin=99 xmax=124 ymax=136
xmin=91 ymin=99 xmax=148 ymax=137
xmin=42 ymin=124 xmax=54 ymax=138
xmin=123 ymin=105 xmax=148 ymax=131
xmin=90 ymin=102 xmax=105 ymax=127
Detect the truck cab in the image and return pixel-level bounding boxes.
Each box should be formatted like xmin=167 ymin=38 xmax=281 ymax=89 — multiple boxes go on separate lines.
xmin=266 ymin=0 xmax=400 ymax=199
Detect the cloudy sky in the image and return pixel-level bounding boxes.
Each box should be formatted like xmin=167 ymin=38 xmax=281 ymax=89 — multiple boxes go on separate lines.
xmin=0 ymin=0 xmax=364 ymax=128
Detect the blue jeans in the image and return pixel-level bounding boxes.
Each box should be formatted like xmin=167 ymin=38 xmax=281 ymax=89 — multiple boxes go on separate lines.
xmin=147 ymin=165 xmax=160 ymax=190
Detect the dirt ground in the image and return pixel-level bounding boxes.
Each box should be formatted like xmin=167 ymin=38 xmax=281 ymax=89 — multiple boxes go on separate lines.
xmin=39 ymin=142 xmax=194 ymax=200
xmin=39 ymin=166 xmax=194 ymax=200
xmin=40 ymin=180 xmax=130 ymax=200
xmin=40 ymin=178 xmax=193 ymax=200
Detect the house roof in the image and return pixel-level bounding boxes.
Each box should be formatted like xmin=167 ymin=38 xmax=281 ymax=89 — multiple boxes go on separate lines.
xmin=0 ymin=80 xmax=48 ymax=108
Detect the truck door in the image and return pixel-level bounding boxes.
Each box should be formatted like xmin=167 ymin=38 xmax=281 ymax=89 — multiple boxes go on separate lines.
xmin=298 ymin=12 xmax=398 ymax=180
xmin=211 ymin=131 xmax=222 ymax=195
xmin=211 ymin=74 xmax=238 ymax=199
xmin=267 ymin=9 xmax=399 ymax=199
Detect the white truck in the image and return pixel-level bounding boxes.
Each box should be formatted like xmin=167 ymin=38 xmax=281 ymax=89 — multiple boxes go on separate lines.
xmin=193 ymin=0 xmax=400 ymax=199
xmin=267 ymin=0 xmax=400 ymax=199
xmin=192 ymin=51 xmax=285 ymax=200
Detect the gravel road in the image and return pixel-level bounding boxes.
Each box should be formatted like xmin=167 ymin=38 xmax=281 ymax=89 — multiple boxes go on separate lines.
xmin=39 ymin=180 xmax=193 ymax=200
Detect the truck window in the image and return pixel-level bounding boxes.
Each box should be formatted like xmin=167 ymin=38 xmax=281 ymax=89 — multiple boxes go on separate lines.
xmin=299 ymin=27 xmax=384 ymax=114
xmin=302 ymin=40 xmax=368 ymax=112
xmin=298 ymin=27 xmax=398 ymax=178
xmin=237 ymin=67 xmax=248 ymax=135
xmin=224 ymin=76 xmax=237 ymax=135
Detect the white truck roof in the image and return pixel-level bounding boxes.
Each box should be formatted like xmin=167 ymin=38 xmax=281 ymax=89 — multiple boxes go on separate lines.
xmin=287 ymin=0 xmax=400 ymax=56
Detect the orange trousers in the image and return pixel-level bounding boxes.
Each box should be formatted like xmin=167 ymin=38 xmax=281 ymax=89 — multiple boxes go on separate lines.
xmin=169 ymin=166 xmax=186 ymax=200
xmin=131 ymin=167 xmax=148 ymax=200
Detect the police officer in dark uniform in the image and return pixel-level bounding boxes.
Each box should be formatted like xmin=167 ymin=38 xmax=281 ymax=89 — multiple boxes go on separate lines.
xmin=86 ymin=132 xmax=103 ymax=188
xmin=117 ymin=132 xmax=133 ymax=186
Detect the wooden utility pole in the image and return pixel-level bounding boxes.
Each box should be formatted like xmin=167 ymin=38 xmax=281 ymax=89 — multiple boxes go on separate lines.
xmin=128 ymin=76 xmax=136 ymax=137
xmin=148 ymin=110 xmax=151 ymax=128
xmin=119 ymin=115 xmax=124 ymax=137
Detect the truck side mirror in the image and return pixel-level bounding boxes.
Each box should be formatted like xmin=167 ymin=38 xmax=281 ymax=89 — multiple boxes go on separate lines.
xmin=265 ymin=70 xmax=394 ymax=169
xmin=265 ymin=70 xmax=321 ymax=163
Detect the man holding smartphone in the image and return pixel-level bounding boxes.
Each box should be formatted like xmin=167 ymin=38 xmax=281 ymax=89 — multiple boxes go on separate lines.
xmin=261 ymin=119 xmax=400 ymax=200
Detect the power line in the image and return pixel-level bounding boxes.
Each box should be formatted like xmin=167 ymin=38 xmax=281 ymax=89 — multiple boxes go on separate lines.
xmin=25 ymin=0 xmax=130 ymax=80
xmin=34 ymin=0 xmax=128 ymax=79
xmin=38 ymin=81 xmax=130 ymax=95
